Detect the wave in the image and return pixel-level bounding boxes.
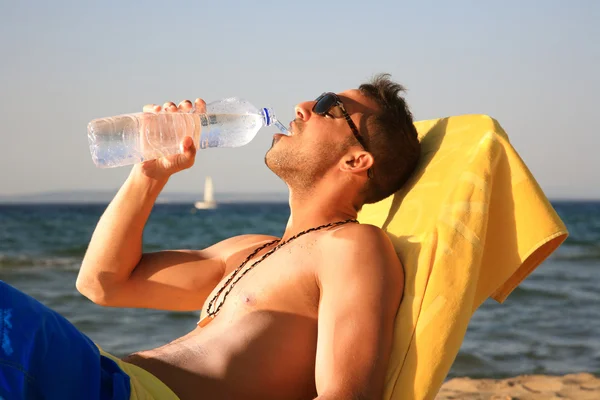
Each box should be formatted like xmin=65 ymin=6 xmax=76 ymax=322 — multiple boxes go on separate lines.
xmin=554 ymin=248 xmax=600 ymax=262
xmin=0 ymin=253 xmax=81 ymax=269
xmin=51 ymin=244 xmax=89 ymax=257
xmin=562 ymin=237 xmax=600 ymax=247
xmin=509 ymin=284 xmax=571 ymax=301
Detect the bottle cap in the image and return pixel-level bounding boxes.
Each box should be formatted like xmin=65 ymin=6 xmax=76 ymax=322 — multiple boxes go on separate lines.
xmin=260 ymin=107 xmax=290 ymax=135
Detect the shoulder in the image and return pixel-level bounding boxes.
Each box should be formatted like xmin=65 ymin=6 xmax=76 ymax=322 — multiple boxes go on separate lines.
xmin=316 ymin=223 xmax=403 ymax=287
xmin=218 ymin=233 xmax=280 ymax=248
xmin=334 ymin=222 xmax=386 ymax=240
xmin=202 ymin=234 xmax=279 ymax=262
xmin=320 ymin=222 xmax=396 ymax=259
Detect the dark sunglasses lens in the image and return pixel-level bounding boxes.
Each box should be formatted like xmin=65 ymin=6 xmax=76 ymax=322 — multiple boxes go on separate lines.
xmin=314 ymin=94 xmax=336 ymax=115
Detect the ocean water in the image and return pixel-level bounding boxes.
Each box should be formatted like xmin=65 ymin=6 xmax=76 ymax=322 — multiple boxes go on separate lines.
xmin=1 ymin=201 xmax=598 ymax=379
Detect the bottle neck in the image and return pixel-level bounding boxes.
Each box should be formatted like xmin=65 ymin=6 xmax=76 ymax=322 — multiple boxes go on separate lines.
xmin=260 ymin=107 xmax=289 ymax=135
xmin=260 ymin=107 xmax=274 ymax=127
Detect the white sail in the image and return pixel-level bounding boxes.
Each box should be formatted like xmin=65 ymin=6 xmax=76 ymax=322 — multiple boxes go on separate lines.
xmin=204 ymin=176 xmax=214 ymax=203
xmin=194 ymin=176 xmax=217 ymax=209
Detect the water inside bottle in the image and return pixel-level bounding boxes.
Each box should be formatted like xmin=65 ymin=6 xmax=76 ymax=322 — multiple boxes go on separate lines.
xmin=88 ymin=115 xmax=145 ymax=167
xmin=88 ymin=113 xmax=200 ymax=168
xmin=199 ymin=113 xmax=264 ymax=148
xmin=88 ymin=103 xmax=290 ymax=168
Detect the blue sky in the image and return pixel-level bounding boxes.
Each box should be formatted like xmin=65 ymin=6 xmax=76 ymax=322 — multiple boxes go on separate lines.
xmin=0 ymin=0 xmax=598 ymax=199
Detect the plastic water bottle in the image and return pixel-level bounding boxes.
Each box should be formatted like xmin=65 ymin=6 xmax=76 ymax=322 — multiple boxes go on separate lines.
xmin=87 ymin=97 xmax=289 ymax=168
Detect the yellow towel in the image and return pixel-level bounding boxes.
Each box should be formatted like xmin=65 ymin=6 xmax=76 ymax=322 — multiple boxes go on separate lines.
xmin=97 ymin=347 xmax=180 ymax=400
xmin=357 ymin=114 xmax=568 ymax=400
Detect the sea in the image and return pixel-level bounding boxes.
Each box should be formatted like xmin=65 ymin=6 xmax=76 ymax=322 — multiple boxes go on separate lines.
xmin=0 ymin=201 xmax=598 ymax=379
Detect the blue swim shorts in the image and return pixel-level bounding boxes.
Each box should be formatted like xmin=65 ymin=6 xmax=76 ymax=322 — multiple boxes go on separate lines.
xmin=0 ymin=280 xmax=131 ymax=400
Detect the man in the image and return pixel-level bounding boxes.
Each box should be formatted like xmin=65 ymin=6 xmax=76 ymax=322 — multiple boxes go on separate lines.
xmin=0 ymin=74 xmax=421 ymax=399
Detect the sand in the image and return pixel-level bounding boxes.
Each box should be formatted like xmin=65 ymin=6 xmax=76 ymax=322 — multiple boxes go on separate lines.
xmin=435 ymin=373 xmax=600 ymax=400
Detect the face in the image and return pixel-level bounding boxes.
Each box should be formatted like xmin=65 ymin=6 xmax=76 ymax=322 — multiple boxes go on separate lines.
xmin=265 ymin=89 xmax=378 ymax=190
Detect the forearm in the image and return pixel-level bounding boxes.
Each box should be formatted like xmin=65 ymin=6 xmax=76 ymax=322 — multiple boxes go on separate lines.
xmin=77 ymin=166 xmax=167 ymax=297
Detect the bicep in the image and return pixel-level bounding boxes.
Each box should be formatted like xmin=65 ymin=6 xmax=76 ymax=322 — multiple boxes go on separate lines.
xmin=112 ymin=247 xmax=225 ymax=310
xmin=103 ymin=234 xmax=272 ymax=311
xmin=315 ymin=276 xmax=390 ymax=396
xmin=315 ymin=228 xmax=403 ymax=398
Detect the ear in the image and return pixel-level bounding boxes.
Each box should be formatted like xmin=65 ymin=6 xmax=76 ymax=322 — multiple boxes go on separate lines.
xmin=340 ymin=150 xmax=374 ymax=176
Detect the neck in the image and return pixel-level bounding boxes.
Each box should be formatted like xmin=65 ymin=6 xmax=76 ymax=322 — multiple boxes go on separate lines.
xmin=282 ymin=179 xmax=360 ymax=241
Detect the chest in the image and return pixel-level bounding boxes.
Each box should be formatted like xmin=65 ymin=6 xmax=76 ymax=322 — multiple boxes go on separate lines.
xmin=201 ymin=239 xmax=322 ymax=323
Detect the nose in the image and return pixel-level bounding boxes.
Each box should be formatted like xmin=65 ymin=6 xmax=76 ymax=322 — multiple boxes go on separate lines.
xmin=294 ymin=101 xmax=313 ymax=121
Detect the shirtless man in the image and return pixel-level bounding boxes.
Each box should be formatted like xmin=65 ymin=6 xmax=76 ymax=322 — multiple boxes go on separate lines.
xmin=0 ymin=74 xmax=420 ymax=399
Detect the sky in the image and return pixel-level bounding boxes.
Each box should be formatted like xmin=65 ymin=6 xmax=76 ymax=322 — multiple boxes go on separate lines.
xmin=0 ymin=0 xmax=598 ymax=199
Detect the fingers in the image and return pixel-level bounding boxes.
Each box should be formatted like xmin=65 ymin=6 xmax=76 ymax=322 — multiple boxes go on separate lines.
xmin=143 ymin=98 xmax=205 ymax=114
xmin=181 ymin=136 xmax=196 ymax=156
xmin=163 ymin=102 xmax=178 ymax=112
xmin=194 ymin=98 xmax=207 ymax=114
xmin=176 ymin=136 xmax=196 ymax=170
xmin=178 ymin=100 xmax=193 ymax=112
xmin=143 ymin=104 xmax=162 ymax=113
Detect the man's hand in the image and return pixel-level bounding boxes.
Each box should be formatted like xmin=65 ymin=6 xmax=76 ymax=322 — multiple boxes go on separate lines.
xmin=78 ymin=98 xmax=228 ymax=310
xmin=133 ymin=98 xmax=206 ymax=182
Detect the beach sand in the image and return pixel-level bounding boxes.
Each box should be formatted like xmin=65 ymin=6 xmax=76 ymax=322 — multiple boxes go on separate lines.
xmin=436 ymin=373 xmax=600 ymax=399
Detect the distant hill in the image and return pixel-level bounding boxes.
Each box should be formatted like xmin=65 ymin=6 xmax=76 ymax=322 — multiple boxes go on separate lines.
xmin=0 ymin=190 xmax=592 ymax=205
xmin=0 ymin=190 xmax=289 ymax=204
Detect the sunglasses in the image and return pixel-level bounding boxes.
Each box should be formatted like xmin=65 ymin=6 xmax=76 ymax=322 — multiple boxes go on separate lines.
xmin=312 ymin=92 xmax=373 ymax=178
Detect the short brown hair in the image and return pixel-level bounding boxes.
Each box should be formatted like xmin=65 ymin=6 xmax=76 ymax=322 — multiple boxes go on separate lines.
xmin=359 ymin=73 xmax=421 ymax=204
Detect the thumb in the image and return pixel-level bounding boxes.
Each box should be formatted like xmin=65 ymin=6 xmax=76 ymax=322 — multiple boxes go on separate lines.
xmin=176 ymin=136 xmax=196 ymax=170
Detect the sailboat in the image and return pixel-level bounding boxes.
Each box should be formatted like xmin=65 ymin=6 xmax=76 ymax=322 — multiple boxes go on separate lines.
xmin=194 ymin=176 xmax=217 ymax=210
